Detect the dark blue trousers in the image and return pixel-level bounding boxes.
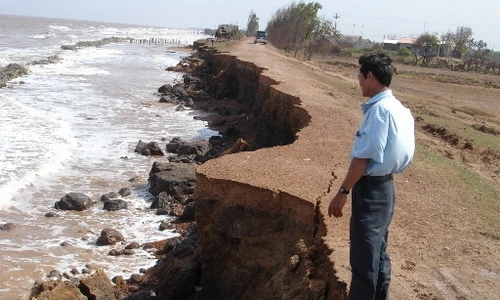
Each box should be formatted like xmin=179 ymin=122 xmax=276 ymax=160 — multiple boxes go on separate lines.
xmin=349 ymin=175 xmax=395 ymax=300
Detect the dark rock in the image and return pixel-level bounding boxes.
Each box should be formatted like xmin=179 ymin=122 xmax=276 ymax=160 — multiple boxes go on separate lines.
xmin=82 ymin=268 xmax=91 ymax=275
xmin=211 ymin=119 xmax=227 ymax=126
xmin=159 ymin=96 xmax=173 ymax=103
xmin=135 ymin=140 xmax=165 ymax=156
xmin=167 ymin=154 xmax=198 ymax=164
xmin=142 ymin=242 xmax=154 ymax=250
xmin=184 ymin=98 xmax=194 ymax=107
xmin=45 ymin=212 xmax=60 ymax=218
xmin=166 ymin=137 xmax=183 ymax=153
xmin=108 ymin=249 xmax=122 ymax=256
xmin=172 ymin=84 xmax=188 ymax=98
xmin=96 ymin=228 xmax=124 ymax=246
xmin=0 ymin=223 xmax=16 ymax=231
xmin=0 ymin=63 xmax=29 ymax=87
xmin=61 ymin=37 xmax=126 ymax=51
xmin=47 ymin=270 xmax=61 ymax=279
xmin=177 ymin=141 xmax=211 ymax=156
xmin=112 ymin=275 xmax=125 ymax=284
xmin=118 ymin=188 xmax=131 ymax=197
xmin=100 ymin=192 xmax=119 ymax=202
xmin=190 ymin=90 xmax=211 ymax=100
xmin=71 ymin=268 xmax=80 ymax=275
xmin=126 ymin=242 xmax=141 ymax=249
xmin=60 ymin=241 xmax=71 ymax=247
xmin=54 ymin=193 xmax=93 ymax=211
xmin=224 ymin=126 xmax=241 ymax=138
xmin=209 ymin=135 xmax=224 ymax=146
xmin=128 ymin=274 xmax=143 ymax=284
xmin=158 ymin=84 xmax=173 ymax=95
xmin=128 ymin=176 xmax=140 ymax=182
xmin=148 ymin=162 xmax=197 ymax=197
xmin=152 ymin=191 xmax=174 ymax=211
xmin=103 ymin=199 xmax=128 ymax=211
xmin=162 ymin=237 xmax=182 ymax=254
xmin=154 ymin=225 xmax=200 ymax=299
xmin=183 ymin=75 xmax=200 ymax=85
xmin=123 ymin=249 xmax=134 ymax=255
xmin=179 ymin=202 xmax=196 ymax=221
xmin=168 ymin=203 xmax=186 ymax=218
xmin=159 ymin=221 xmax=173 ymax=231
xmin=125 ymin=290 xmax=156 ymax=300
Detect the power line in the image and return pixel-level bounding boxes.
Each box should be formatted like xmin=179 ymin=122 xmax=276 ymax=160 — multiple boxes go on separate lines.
xmin=338 ymin=13 xmax=500 ymax=30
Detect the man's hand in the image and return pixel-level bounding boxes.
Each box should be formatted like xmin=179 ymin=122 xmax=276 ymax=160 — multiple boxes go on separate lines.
xmin=328 ymin=193 xmax=348 ymax=218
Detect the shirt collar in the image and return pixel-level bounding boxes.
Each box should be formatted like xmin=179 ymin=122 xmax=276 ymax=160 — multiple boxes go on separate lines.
xmin=361 ymin=90 xmax=393 ymax=114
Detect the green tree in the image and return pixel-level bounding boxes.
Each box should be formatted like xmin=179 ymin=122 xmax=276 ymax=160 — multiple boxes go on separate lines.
xmin=267 ymin=1 xmax=332 ymax=58
xmin=416 ymin=33 xmax=440 ymax=53
xmin=246 ymin=10 xmax=259 ymax=37
xmin=454 ymin=26 xmax=474 ymax=54
xmin=306 ymin=17 xmax=336 ymax=59
xmin=413 ymin=33 xmax=440 ymax=66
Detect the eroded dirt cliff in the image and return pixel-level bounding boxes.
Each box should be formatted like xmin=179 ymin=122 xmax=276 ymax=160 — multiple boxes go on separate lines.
xmin=194 ymin=48 xmax=347 ymax=299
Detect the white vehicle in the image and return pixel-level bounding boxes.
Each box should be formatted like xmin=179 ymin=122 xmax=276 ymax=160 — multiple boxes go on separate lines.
xmin=254 ymin=31 xmax=267 ymax=44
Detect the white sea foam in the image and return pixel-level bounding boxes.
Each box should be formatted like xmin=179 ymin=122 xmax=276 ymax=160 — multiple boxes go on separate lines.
xmin=29 ymin=34 xmax=50 ymax=39
xmin=0 ymin=18 xmax=211 ymax=297
xmin=0 ymin=94 xmax=76 ymax=207
xmin=49 ymin=25 xmax=72 ymax=32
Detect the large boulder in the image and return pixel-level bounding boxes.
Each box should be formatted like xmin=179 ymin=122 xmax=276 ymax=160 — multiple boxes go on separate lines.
xmin=148 ymin=162 xmax=197 ymax=198
xmin=0 ymin=223 xmax=16 ymax=231
xmin=158 ymin=84 xmax=173 ymax=95
xmin=135 ymin=140 xmax=165 ymax=156
xmin=30 ymin=280 xmax=86 ymax=300
xmin=96 ymin=228 xmax=124 ymax=246
xmin=103 ymin=199 xmax=128 ymax=211
xmin=166 ymin=137 xmax=183 ymax=153
xmin=55 ymin=193 xmax=93 ymax=211
xmin=165 ymin=138 xmax=212 ymax=162
xmin=178 ymin=141 xmax=211 ymax=156
xmin=0 ymin=63 xmax=29 ymax=87
xmin=79 ymin=269 xmax=117 ymax=300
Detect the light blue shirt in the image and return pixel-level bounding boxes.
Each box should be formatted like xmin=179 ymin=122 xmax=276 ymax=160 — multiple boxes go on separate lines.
xmin=352 ymin=90 xmax=415 ymax=176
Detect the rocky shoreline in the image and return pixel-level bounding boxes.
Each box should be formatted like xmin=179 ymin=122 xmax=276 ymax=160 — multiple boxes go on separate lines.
xmin=23 ymin=43 xmax=258 ymax=299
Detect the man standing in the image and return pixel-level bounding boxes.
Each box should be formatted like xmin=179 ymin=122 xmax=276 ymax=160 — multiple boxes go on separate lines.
xmin=328 ymin=53 xmax=415 ymax=300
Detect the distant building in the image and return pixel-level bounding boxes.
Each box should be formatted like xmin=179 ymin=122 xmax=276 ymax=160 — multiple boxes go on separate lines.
xmin=383 ymin=39 xmax=398 ymax=51
xmin=331 ymin=35 xmax=372 ymax=49
xmin=383 ymin=37 xmax=417 ymax=51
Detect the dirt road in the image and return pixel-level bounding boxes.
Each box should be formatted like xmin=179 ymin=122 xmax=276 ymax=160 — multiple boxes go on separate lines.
xmin=225 ymin=38 xmax=500 ymax=300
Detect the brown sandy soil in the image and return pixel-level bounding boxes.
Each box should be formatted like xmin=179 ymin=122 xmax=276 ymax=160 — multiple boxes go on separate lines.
xmin=222 ymin=39 xmax=500 ymax=300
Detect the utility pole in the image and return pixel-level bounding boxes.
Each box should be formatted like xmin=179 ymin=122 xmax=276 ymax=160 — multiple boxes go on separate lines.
xmin=333 ymin=13 xmax=340 ymax=31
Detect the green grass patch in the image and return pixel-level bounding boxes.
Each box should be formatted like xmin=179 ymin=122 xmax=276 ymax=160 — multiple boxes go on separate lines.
xmin=420 ymin=114 xmax=500 ymax=152
xmin=416 ymin=144 xmax=500 ymax=203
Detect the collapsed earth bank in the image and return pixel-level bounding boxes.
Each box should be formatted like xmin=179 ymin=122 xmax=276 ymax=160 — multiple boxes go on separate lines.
xmin=188 ymin=44 xmax=347 ymax=299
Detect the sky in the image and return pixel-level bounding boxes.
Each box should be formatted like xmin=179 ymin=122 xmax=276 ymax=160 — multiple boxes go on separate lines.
xmin=2 ymin=0 xmax=500 ymax=49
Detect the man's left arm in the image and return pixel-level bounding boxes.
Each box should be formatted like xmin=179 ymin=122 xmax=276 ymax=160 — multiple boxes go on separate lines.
xmin=328 ymin=157 xmax=369 ymax=218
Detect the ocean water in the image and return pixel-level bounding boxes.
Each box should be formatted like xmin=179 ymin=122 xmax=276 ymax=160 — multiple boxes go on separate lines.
xmin=0 ymin=15 xmax=214 ymax=299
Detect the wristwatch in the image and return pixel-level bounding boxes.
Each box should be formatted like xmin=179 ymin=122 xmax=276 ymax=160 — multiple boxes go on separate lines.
xmin=339 ymin=186 xmax=350 ymax=195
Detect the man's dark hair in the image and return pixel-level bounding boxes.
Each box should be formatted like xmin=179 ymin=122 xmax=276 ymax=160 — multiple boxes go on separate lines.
xmin=359 ymin=53 xmax=394 ymax=87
